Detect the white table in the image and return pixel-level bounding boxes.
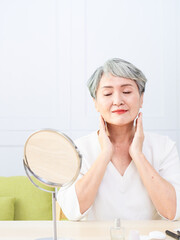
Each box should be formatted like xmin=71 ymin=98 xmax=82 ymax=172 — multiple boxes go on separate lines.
xmin=0 ymin=220 xmax=180 ymax=240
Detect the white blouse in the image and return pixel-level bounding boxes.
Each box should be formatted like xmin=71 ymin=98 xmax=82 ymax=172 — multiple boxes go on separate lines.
xmin=57 ymin=131 xmax=180 ymax=221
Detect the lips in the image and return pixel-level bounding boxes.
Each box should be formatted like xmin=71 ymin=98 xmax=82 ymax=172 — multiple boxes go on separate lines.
xmin=112 ymin=109 xmax=128 ymax=114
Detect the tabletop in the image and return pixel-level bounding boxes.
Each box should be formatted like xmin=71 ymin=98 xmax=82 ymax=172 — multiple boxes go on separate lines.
xmin=0 ymin=220 xmax=180 ymax=240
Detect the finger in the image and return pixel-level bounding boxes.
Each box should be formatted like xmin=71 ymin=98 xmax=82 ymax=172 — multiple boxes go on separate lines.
xmin=135 ymin=112 xmax=141 ymax=132
xmin=134 ymin=117 xmax=138 ymax=132
xmin=100 ymin=115 xmax=106 ymax=131
xmin=137 ymin=112 xmax=143 ymax=133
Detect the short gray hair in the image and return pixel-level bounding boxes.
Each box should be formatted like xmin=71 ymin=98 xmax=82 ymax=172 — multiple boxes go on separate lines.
xmin=87 ymin=58 xmax=147 ymax=98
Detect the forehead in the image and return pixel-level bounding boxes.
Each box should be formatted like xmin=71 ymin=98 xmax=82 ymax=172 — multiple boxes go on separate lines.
xmin=99 ymin=73 xmax=137 ymax=88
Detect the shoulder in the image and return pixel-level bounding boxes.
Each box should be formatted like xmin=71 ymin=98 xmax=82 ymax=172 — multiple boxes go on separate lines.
xmin=73 ymin=132 xmax=100 ymax=168
xmin=74 ymin=131 xmax=98 ymax=147
xmin=144 ymin=131 xmax=175 ymax=148
xmin=143 ymin=131 xmax=177 ymax=165
xmin=74 ymin=131 xmax=100 ymax=162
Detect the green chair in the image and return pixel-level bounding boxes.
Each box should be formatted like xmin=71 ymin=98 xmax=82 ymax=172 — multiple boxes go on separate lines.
xmin=0 ymin=176 xmax=53 ymax=220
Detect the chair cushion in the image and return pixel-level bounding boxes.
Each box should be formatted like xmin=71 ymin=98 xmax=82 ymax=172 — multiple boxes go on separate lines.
xmin=0 ymin=196 xmax=15 ymax=220
xmin=0 ymin=176 xmax=54 ymax=220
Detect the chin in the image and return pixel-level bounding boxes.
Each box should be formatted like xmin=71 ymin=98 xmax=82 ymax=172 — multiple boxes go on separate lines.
xmin=107 ymin=120 xmax=134 ymax=127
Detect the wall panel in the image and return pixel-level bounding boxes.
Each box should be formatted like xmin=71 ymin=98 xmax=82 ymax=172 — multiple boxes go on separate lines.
xmin=0 ymin=0 xmax=69 ymax=131
xmin=0 ymin=0 xmax=179 ymax=176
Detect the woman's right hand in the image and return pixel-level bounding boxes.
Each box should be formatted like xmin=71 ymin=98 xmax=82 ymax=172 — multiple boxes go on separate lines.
xmin=98 ymin=116 xmax=114 ymax=161
xmin=75 ymin=116 xmax=114 ymax=214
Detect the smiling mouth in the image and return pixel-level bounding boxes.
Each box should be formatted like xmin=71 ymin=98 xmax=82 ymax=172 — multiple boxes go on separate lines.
xmin=112 ymin=110 xmax=128 ymax=114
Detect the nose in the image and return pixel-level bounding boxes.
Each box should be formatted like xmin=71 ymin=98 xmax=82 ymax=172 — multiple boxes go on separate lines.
xmin=113 ymin=93 xmax=124 ymax=106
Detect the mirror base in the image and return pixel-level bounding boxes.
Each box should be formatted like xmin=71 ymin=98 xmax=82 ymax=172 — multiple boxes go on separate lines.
xmin=36 ymin=238 xmax=73 ymax=240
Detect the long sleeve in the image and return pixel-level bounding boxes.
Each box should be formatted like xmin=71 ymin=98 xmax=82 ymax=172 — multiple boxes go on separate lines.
xmin=57 ymin=174 xmax=92 ymax=220
xmin=57 ymin=135 xmax=94 ymax=220
xmin=158 ymin=138 xmax=180 ymax=220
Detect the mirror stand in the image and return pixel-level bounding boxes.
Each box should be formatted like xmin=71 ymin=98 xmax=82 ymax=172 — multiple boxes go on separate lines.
xmin=52 ymin=192 xmax=58 ymax=240
xmin=24 ymin=161 xmax=70 ymax=240
xmin=23 ymin=130 xmax=82 ymax=240
xmin=36 ymin=192 xmax=58 ymax=240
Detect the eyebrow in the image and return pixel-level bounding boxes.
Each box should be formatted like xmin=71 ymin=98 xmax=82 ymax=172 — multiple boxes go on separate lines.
xmin=101 ymin=84 xmax=133 ymax=89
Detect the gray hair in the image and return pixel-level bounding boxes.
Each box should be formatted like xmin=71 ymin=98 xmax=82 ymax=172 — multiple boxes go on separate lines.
xmin=87 ymin=58 xmax=147 ymax=98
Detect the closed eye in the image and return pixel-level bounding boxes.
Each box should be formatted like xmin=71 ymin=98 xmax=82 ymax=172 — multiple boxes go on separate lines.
xmin=123 ymin=91 xmax=131 ymax=94
xmin=104 ymin=93 xmax=112 ymax=96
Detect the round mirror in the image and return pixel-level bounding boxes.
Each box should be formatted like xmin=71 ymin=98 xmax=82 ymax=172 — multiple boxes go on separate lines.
xmin=23 ymin=129 xmax=82 ymax=240
xmin=24 ymin=129 xmax=82 ymax=188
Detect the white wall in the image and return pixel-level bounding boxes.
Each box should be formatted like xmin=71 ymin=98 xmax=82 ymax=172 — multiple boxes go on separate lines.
xmin=0 ymin=0 xmax=180 ymax=176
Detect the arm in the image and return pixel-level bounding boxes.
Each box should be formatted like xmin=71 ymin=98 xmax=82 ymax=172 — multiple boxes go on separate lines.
xmin=75 ymin=116 xmax=114 ymax=214
xmin=129 ymin=113 xmax=176 ymax=220
xmin=133 ymin=153 xmax=176 ymax=220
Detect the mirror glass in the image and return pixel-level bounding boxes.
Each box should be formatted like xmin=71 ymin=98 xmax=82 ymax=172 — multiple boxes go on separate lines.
xmin=24 ymin=130 xmax=81 ymax=187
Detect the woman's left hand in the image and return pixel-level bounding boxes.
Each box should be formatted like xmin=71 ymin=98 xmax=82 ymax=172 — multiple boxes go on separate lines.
xmin=129 ymin=112 xmax=144 ymax=160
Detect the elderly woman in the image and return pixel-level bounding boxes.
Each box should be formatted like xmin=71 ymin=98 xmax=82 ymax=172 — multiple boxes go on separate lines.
xmin=58 ymin=58 xmax=180 ymax=221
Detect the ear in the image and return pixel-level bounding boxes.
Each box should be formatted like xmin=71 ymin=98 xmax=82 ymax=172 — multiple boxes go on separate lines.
xmin=93 ymin=98 xmax=99 ymax=112
xmin=139 ymin=93 xmax=144 ymax=108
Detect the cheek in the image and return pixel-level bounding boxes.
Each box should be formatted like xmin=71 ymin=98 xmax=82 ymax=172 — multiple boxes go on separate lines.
xmin=131 ymin=94 xmax=141 ymax=106
xmin=95 ymin=100 xmax=105 ymax=112
xmin=129 ymin=96 xmax=141 ymax=112
xmin=98 ymin=98 xmax=111 ymax=108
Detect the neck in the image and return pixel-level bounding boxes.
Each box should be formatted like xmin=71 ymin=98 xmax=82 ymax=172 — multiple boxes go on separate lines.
xmin=107 ymin=122 xmax=135 ymax=144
